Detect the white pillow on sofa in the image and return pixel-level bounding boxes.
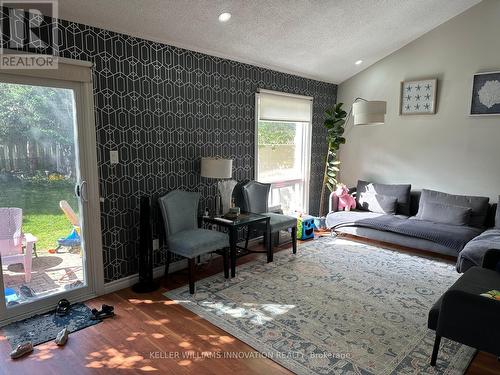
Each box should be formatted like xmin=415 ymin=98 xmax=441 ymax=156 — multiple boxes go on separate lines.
xmin=358 ymin=192 xmax=398 ymax=215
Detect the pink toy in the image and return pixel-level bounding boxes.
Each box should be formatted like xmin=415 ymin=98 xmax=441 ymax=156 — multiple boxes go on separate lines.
xmin=335 ymin=184 xmax=356 ymax=211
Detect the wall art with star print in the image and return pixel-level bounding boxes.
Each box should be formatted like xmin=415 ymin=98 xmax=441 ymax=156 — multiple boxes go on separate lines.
xmin=470 ymin=71 xmax=500 ymax=116
xmin=400 ymin=78 xmax=437 ymax=115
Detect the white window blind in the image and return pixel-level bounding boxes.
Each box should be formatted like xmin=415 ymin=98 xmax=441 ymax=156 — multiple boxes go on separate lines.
xmin=259 ymin=91 xmax=312 ymax=122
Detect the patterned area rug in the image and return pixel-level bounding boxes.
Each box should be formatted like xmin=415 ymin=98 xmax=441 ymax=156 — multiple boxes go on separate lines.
xmin=2 ymin=303 xmax=100 ymax=349
xmin=165 ymin=237 xmax=475 ymax=374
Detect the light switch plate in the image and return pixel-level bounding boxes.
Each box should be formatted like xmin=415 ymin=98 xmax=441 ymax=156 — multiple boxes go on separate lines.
xmin=110 ymin=150 xmax=119 ymax=165
xmin=152 ymin=239 xmax=159 ymax=250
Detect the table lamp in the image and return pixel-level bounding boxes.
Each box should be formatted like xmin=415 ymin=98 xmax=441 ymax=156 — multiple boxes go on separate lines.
xmin=200 ymin=157 xmax=236 ymax=216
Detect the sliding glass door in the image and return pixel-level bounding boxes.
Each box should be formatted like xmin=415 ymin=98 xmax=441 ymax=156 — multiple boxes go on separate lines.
xmin=255 ymin=91 xmax=312 ymax=214
xmin=0 ymin=62 xmax=103 ymax=324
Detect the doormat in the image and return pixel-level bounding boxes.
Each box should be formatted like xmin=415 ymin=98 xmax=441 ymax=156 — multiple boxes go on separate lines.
xmin=1 ymin=303 xmax=101 ymax=349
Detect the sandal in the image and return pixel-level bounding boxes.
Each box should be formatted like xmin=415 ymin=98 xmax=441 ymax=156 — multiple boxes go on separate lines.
xmin=64 ymin=280 xmax=84 ymax=290
xmin=55 ymin=299 xmax=71 ymax=316
xmin=55 ymin=327 xmax=69 ymax=346
xmin=10 ymin=341 xmax=33 ymax=359
xmin=91 ymin=304 xmax=115 ymax=320
xmin=19 ymin=286 xmax=36 ymax=299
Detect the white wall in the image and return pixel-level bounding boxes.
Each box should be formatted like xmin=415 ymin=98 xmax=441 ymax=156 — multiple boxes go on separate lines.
xmin=337 ymin=0 xmax=500 ymax=201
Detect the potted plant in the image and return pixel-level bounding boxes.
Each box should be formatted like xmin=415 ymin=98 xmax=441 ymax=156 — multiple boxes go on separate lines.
xmin=318 ymin=102 xmax=347 ymax=221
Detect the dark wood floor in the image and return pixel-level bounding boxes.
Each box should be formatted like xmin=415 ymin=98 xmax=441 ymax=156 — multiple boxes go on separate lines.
xmin=1 ymin=235 xmax=499 ymax=374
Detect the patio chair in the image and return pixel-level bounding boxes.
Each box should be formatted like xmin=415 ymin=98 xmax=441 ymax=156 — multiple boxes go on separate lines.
xmin=0 ymin=208 xmax=37 ymax=283
xmin=57 ymin=200 xmax=81 ymax=250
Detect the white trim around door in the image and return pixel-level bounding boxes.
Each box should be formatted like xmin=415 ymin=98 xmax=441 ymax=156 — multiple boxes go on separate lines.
xmin=0 ymin=58 xmax=103 ymax=326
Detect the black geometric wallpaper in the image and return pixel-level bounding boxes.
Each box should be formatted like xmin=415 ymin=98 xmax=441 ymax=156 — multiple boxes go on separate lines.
xmin=1 ymin=9 xmax=337 ymax=282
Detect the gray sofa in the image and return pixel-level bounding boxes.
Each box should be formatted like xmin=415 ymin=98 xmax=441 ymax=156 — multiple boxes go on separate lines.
xmin=326 ymin=180 xmax=500 ymax=272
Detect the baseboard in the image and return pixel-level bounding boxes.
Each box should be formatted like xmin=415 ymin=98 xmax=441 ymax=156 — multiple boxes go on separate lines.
xmin=103 ymin=259 xmax=187 ymax=295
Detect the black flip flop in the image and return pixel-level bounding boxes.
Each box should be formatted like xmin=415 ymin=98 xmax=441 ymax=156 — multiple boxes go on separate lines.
xmin=91 ymin=304 xmax=115 ymax=320
xmin=55 ymin=298 xmax=71 ymax=316
xmin=19 ymin=286 xmax=36 ymax=299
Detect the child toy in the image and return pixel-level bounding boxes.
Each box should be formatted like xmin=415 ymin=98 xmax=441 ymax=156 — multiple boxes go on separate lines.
xmin=297 ymin=214 xmax=315 ymax=240
xmin=335 ymin=184 xmax=356 ymax=211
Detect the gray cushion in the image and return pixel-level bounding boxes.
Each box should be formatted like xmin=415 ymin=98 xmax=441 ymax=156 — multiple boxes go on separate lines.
xmin=336 ymin=226 xmax=458 ymax=257
xmin=326 ymin=210 xmax=389 ymax=228
xmin=417 ymin=189 xmax=490 ymax=228
xmin=356 ymin=180 xmax=411 ymax=215
xmin=357 ymin=192 xmax=398 ymax=214
xmin=168 ymin=228 xmax=229 ymax=258
xmin=428 ymin=266 xmax=500 ymax=330
xmin=457 ymin=228 xmax=500 ymax=272
xmin=496 ymin=197 xmax=500 ymax=229
xmin=420 ymin=201 xmax=472 ymax=226
xmin=254 ymin=212 xmax=297 ymax=232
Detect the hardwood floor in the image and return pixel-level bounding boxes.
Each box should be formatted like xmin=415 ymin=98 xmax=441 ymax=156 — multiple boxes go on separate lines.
xmin=1 ymin=235 xmax=499 ymax=374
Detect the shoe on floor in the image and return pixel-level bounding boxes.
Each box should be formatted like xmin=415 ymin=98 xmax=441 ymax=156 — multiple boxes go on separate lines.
xmin=10 ymin=342 xmax=33 ymax=359
xmin=55 ymin=328 xmax=69 ymax=346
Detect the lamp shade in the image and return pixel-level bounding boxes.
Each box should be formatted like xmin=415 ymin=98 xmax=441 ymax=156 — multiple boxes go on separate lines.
xmin=200 ymin=157 xmax=232 ymax=179
xmin=352 ymin=100 xmax=387 ymax=125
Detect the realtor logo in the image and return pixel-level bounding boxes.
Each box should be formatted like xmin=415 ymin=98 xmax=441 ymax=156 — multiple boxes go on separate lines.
xmin=0 ymin=0 xmax=58 ymax=69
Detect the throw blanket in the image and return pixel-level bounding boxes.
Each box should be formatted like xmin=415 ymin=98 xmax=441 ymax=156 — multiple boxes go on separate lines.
xmin=456 ymin=229 xmax=500 ymax=272
xmin=327 ymin=212 xmax=483 ymax=252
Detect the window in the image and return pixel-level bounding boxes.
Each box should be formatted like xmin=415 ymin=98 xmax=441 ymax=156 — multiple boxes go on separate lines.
xmin=255 ymin=90 xmax=312 ymax=214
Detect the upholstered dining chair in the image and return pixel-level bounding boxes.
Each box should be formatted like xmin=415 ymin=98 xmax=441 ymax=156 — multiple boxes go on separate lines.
xmin=241 ymin=181 xmax=297 ymax=262
xmin=159 ymin=190 xmax=229 ymax=294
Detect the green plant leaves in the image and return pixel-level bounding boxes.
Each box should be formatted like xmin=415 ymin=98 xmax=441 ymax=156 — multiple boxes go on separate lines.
xmin=322 ymin=102 xmax=347 ymax=193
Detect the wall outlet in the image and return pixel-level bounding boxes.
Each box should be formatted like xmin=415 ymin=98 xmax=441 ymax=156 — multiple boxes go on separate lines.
xmin=110 ymin=150 xmax=119 ymax=165
xmin=152 ymin=238 xmax=160 ymax=250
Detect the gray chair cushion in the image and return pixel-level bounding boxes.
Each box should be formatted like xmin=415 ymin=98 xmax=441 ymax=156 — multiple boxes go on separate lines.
xmin=420 ymin=201 xmax=472 ymax=226
xmin=159 ymin=190 xmax=199 ymax=235
xmin=168 ymin=228 xmax=229 ymax=258
xmin=356 ymin=180 xmax=411 ymax=215
xmin=457 ymin=229 xmax=500 ymax=272
xmin=417 ymin=189 xmax=489 ymax=228
xmin=254 ymin=212 xmax=297 ymax=232
xmin=357 ymin=192 xmax=398 ymax=214
xmin=496 ymin=197 xmax=500 ymax=229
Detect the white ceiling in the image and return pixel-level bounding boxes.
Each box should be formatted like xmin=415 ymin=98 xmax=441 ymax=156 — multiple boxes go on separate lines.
xmin=58 ymin=0 xmax=481 ymax=84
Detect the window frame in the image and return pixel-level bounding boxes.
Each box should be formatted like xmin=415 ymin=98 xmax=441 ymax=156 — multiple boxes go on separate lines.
xmin=254 ymin=89 xmax=313 ymax=213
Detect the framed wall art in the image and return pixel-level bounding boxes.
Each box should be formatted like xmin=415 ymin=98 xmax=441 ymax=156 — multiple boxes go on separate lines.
xmin=400 ymin=78 xmax=437 ymax=115
xmin=470 ymin=71 xmax=500 ymax=116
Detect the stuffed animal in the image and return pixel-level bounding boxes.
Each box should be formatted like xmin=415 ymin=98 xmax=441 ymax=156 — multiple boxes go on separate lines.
xmin=335 ymin=184 xmax=356 ymax=211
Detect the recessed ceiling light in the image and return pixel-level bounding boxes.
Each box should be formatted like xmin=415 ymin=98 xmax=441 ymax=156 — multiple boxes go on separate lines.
xmin=218 ymin=12 xmax=231 ymax=22
xmin=355 ymin=60 xmax=363 ymax=65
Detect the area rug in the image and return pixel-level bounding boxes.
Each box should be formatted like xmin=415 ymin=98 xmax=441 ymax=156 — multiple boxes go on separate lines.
xmin=165 ymin=237 xmax=475 ymax=374
xmin=2 ymin=303 xmax=101 ymax=349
